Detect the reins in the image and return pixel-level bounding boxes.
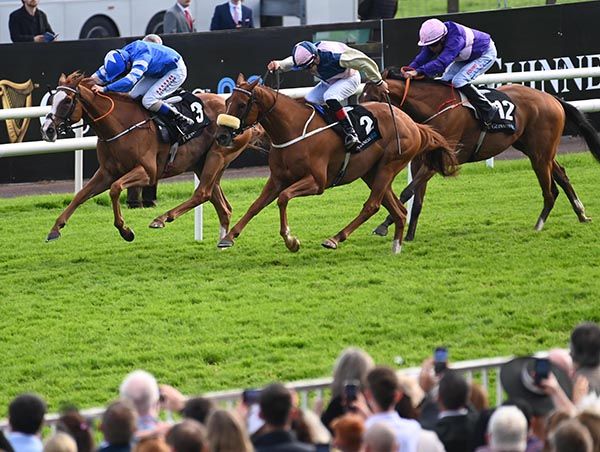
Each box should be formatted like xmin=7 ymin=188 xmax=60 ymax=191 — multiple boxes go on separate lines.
xmin=90 ymin=91 xmax=115 ymax=122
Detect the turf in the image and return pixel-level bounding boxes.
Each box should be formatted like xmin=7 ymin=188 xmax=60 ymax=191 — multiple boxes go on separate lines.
xmin=396 ymin=0 xmax=588 ymax=17
xmin=1 ymin=152 xmax=599 ymax=416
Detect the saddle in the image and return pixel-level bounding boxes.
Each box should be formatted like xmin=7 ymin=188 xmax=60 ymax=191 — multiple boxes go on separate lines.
xmin=313 ymin=104 xmax=382 ymax=153
xmin=153 ymin=90 xmax=211 ymax=145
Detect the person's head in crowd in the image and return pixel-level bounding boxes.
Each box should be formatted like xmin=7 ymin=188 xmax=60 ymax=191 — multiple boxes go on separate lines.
xmin=142 ymin=34 xmax=162 ymax=45
xmin=543 ymin=409 xmax=571 ymax=447
xmin=181 ymin=397 xmax=215 ymax=426
xmin=100 ymin=400 xmax=138 ymax=446
xmin=120 ymin=370 xmax=160 ymax=419
xmin=205 ymin=409 xmax=253 ymax=452
xmin=395 ymin=374 xmax=423 ymax=420
xmin=258 ymin=383 xmax=293 ymax=429
xmin=331 ymin=347 xmax=375 ymax=399
xmin=43 ymin=433 xmax=77 ymax=452
xmin=576 ymin=411 xmax=600 ymax=452
xmin=165 ymin=420 xmax=207 ymax=452
xmin=470 ymin=381 xmax=489 ymax=412
xmin=331 ymin=414 xmax=364 ymax=452
xmin=571 ymin=323 xmax=600 ymax=370
xmin=291 ymin=408 xmax=330 ymax=446
xmin=363 ymin=422 xmax=398 ymax=452
xmin=56 ymin=409 xmax=94 ymax=452
xmin=134 ymin=438 xmax=170 ymax=452
xmin=9 ymin=393 xmax=47 ymax=435
xmin=548 ymin=349 xmax=575 ymax=378
xmin=487 ymin=405 xmax=528 ymax=452
xmin=548 ymin=418 xmax=593 ymax=452
xmin=437 ymin=370 xmax=469 ymax=411
xmin=366 ymin=366 xmax=402 ymax=413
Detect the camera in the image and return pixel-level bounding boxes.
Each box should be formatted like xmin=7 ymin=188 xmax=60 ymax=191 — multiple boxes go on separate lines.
xmin=242 ymin=389 xmax=261 ymax=405
xmin=534 ymin=358 xmax=551 ymax=385
xmin=343 ymin=379 xmax=360 ymax=404
xmin=434 ymin=346 xmax=448 ymax=375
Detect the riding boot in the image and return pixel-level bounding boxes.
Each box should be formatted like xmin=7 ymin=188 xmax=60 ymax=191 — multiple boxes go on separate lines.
xmin=159 ymin=103 xmax=194 ymax=131
xmin=326 ymin=99 xmax=360 ymax=150
xmin=459 ymin=84 xmax=499 ymax=128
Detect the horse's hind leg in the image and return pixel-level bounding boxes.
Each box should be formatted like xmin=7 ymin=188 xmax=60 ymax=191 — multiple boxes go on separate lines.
xmin=530 ymin=159 xmax=559 ymax=231
xmin=46 ymin=169 xmax=113 ymax=242
xmin=276 ymin=175 xmax=323 ymax=252
xmin=552 ymin=160 xmax=591 ymax=223
xmin=109 ymin=166 xmax=152 ymax=242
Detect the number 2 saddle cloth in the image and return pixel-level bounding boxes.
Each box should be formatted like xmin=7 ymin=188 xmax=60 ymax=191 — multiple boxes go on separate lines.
xmin=313 ymin=104 xmax=383 ymax=153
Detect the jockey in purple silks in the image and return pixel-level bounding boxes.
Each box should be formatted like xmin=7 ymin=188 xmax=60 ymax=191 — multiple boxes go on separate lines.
xmin=404 ymin=19 xmax=499 ymax=128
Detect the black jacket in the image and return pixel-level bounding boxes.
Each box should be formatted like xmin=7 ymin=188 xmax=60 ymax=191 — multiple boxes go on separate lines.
xmin=9 ymin=6 xmax=54 ymax=42
xmin=253 ymin=430 xmax=316 ymax=452
xmin=358 ymin=0 xmax=398 ymax=20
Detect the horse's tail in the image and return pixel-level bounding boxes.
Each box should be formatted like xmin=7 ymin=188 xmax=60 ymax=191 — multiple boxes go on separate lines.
xmin=417 ymin=124 xmax=459 ymax=177
xmin=558 ymin=98 xmax=600 ymax=164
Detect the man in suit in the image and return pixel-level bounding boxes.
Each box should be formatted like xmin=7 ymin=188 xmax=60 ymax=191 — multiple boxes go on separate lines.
xmin=163 ymin=0 xmax=195 ymax=34
xmin=210 ymin=0 xmax=254 ymax=31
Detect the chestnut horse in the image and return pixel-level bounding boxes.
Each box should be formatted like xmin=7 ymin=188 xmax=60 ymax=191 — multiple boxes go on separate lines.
xmin=41 ymin=71 xmax=257 ymax=242
xmin=214 ymin=74 xmax=458 ymax=254
xmin=363 ymin=71 xmax=600 ymax=240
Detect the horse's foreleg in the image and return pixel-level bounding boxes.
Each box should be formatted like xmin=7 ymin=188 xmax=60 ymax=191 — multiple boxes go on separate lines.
xmin=46 ymin=169 xmax=113 ymax=242
xmin=404 ymin=181 xmax=429 ymax=242
xmin=218 ymin=175 xmax=282 ymax=248
xmin=552 ymin=160 xmax=591 ymax=223
xmin=109 ymin=166 xmax=151 ymax=242
xmin=276 ymin=175 xmax=323 ymax=252
xmin=210 ymin=183 xmax=233 ymax=239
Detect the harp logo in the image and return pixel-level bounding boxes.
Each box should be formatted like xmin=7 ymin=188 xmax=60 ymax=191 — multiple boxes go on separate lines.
xmin=0 ymin=79 xmax=36 ymax=143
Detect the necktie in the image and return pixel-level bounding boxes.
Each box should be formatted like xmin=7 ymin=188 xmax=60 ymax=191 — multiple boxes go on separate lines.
xmin=184 ymin=9 xmax=193 ymax=31
xmin=232 ymin=7 xmax=240 ymax=27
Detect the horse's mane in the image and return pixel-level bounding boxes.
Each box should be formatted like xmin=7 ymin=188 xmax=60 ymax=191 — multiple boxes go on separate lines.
xmin=384 ymin=67 xmax=452 ymax=88
xmin=76 ymin=75 xmax=140 ymax=104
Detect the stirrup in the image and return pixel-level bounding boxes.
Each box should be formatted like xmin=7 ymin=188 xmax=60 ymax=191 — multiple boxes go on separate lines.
xmin=344 ymin=134 xmax=360 ymax=150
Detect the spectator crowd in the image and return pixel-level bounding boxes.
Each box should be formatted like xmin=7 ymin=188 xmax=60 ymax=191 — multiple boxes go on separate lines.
xmin=1 ymin=321 xmax=599 ymax=452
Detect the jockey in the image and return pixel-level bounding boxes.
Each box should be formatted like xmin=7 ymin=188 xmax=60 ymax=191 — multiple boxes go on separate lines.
xmin=267 ymin=40 xmax=389 ymax=150
xmin=90 ymin=37 xmax=194 ymax=131
xmin=404 ymin=19 xmax=499 ymax=128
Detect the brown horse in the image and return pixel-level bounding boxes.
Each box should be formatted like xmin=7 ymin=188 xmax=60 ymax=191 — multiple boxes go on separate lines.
xmin=213 ymin=73 xmax=458 ymax=254
xmin=363 ymin=71 xmax=600 ymax=240
xmin=41 ymin=71 xmax=258 ymax=242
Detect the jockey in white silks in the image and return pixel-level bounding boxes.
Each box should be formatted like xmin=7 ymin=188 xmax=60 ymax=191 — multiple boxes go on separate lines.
xmin=90 ymin=38 xmax=194 ymax=130
xmin=268 ymin=40 xmax=389 ymax=150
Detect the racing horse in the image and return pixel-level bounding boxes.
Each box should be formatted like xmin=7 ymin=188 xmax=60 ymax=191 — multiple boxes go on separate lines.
xmin=41 ymin=71 xmax=258 ymax=242
xmin=214 ymin=73 xmax=458 ymax=254
xmin=363 ymin=69 xmax=600 ymax=240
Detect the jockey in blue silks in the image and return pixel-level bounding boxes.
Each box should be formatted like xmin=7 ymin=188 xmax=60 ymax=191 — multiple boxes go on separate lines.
xmin=268 ymin=40 xmax=389 ymax=150
xmin=404 ymin=19 xmax=499 ymax=128
xmin=91 ymin=37 xmax=194 ymax=130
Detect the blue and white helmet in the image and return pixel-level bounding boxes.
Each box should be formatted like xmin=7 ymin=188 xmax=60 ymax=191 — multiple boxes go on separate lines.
xmin=292 ymin=41 xmax=319 ymax=70
xmin=103 ymin=49 xmax=129 ymax=82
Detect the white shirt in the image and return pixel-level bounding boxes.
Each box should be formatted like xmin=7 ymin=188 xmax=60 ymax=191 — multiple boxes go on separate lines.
xmin=229 ymin=1 xmax=242 ymax=24
xmin=366 ymin=411 xmax=422 ymax=452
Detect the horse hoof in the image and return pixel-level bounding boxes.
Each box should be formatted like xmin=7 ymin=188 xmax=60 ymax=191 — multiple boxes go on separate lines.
xmin=149 ymin=219 xmax=165 ymax=229
xmin=120 ymin=227 xmax=135 ymax=242
xmin=285 ymin=236 xmax=301 ymax=253
xmin=46 ymin=230 xmax=61 ymax=242
xmin=321 ymin=238 xmax=338 ymax=249
xmin=405 ymin=232 xmax=415 ymax=242
xmin=580 ymin=216 xmax=592 ymax=223
xmin=391 ymin=240 xmax=402 ymax=255
xmin=217 ymin=238 xmax=234 ymax=248
xmin=372 ymin=224 xmax=389 ymax=237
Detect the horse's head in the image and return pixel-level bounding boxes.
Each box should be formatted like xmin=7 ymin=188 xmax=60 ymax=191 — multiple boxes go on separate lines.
xmin=216 ymin=73 xmax=261 ymax=147
xmin=41 ymin=71 xmax=85 ymax=142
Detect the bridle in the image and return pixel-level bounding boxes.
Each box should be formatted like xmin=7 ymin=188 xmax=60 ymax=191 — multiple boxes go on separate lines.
xmin=47 ymin=85 xmax=115 ymax=136
xmin=225 ymin=71 xmax=281 ymax=137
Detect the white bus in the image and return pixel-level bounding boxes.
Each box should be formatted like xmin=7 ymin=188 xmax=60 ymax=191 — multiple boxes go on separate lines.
xmin=0 ymin=0 xmax=358 ymax=44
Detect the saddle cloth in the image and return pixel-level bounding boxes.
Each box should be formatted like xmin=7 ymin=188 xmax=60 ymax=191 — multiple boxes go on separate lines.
xmin=314 ymin=104 xmax=382 ymax=153
xmin=153 ymin=90 xmax=211 ymax=145
xmin=459 ymin=88 xmax=517 ymax=133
